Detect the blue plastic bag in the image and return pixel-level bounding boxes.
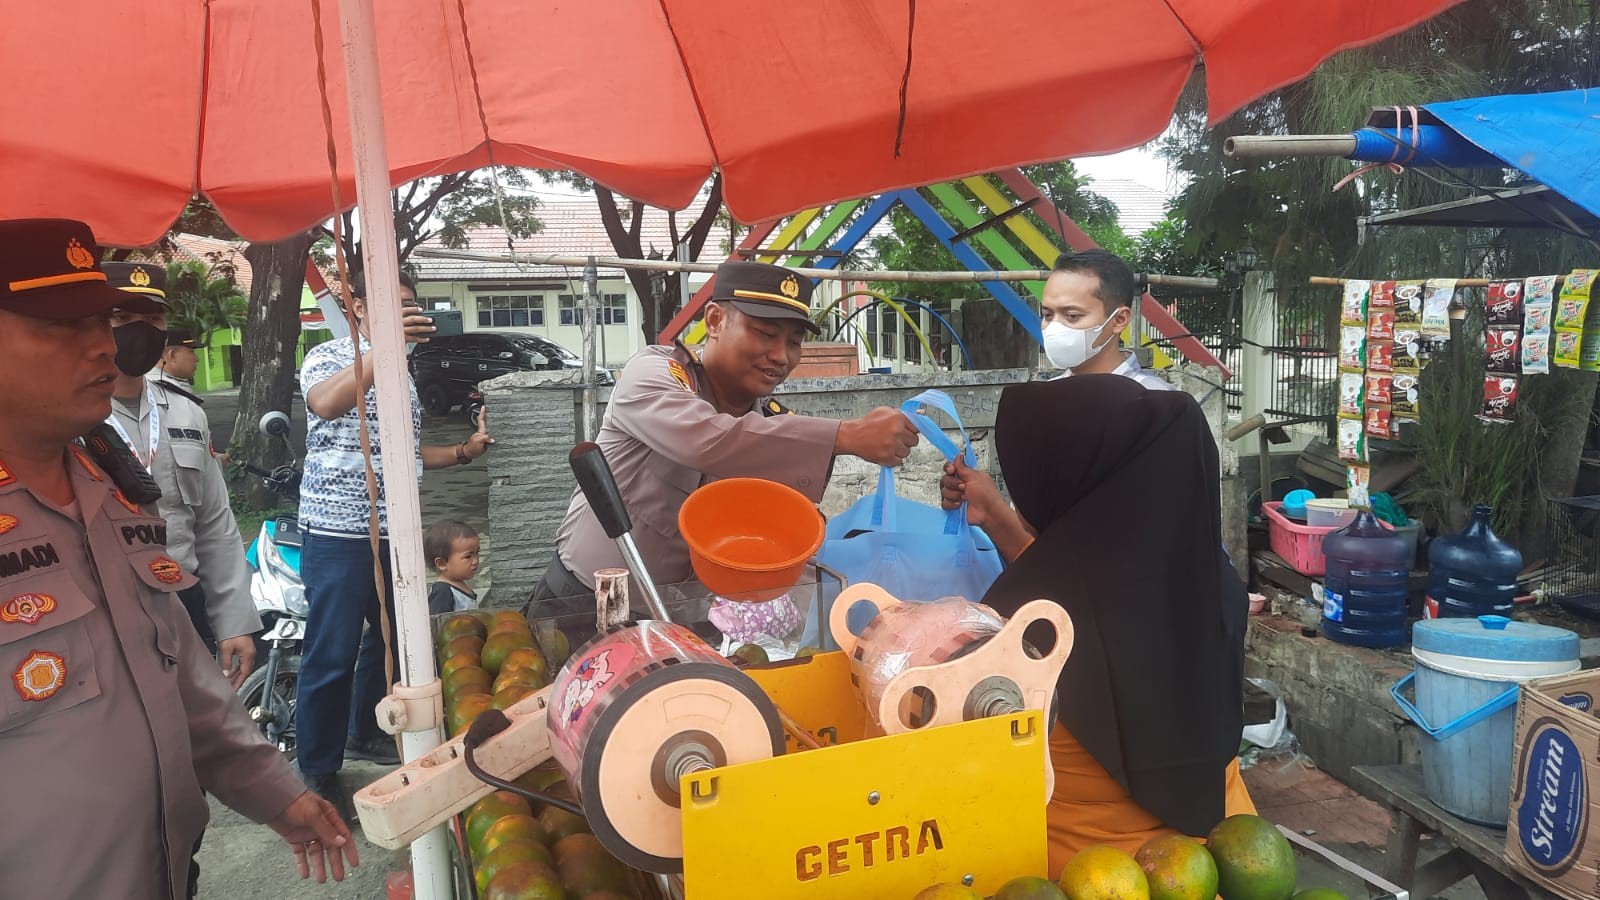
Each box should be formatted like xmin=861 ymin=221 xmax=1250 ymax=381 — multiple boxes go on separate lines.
xmin=818 ymin=389 xmax=1004 ymax=602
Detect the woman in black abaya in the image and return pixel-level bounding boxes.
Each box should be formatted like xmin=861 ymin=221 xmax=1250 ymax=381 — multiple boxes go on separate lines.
xmin=972 ymin=374 xmax=1253 ymax=872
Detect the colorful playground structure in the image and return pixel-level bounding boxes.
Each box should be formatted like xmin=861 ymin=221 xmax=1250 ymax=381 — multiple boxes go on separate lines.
xmin=659 ymin=167 xmax=1227 ymax=376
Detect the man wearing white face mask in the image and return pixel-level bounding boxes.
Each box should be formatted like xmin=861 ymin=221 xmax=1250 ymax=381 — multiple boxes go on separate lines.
xmin=941 ymin=249 xmax=1175 ymax=559
xmin=1040 ymin=249 xmax=1174 ymax=391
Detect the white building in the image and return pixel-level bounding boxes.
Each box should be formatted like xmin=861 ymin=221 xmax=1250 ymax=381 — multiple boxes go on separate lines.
xmin=410 ymin=199 xmax=731 ymax=367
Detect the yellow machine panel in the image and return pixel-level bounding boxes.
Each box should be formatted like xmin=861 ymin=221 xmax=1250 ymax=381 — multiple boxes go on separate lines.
xmin=680 ymin=711 xmax=1048 ymax=898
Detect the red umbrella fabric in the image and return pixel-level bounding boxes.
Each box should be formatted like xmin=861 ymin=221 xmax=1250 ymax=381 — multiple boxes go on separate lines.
xmin=0 ymin=0 xmax=1461 ymax=245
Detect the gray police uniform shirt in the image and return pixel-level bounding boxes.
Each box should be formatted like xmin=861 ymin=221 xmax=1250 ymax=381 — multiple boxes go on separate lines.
xmin=111 ymin=374 xmax=260 ymax=641
xmin=0 ymin=447 xmax=305 ymax=899
xmin=555 ymin=343 xmax=840 ymax=593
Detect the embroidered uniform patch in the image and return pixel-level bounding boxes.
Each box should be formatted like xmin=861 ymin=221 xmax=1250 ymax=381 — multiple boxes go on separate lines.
xmin=667 ymin=359 xmax=693 ymax=392
xmin=112 ymin=490 xmax=140 ymax=514
xmin=69 ymin=445 xmax=103 ymax=481
xmin=12 ymin=650 xmax=66 ymax=701
xmin=0 ymin=461 xmax=14 ymax=487
xmin=150 ymin=557 xmax=183 ymax=585
xmin=0 ymin=593 xmax=55 ymax=626
xmin=0 ymin=515 xmax=17 ymax=536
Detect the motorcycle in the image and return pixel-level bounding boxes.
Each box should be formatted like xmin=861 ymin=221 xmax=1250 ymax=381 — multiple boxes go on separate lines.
xmin=237 ymin=410 xmax=305 ymax=757
xmin=464 ymin=388 xmax=485 ymax=428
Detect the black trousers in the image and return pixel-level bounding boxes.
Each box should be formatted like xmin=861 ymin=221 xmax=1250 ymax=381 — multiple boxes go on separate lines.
xmin=177 ymin=584 xmax=219 ymax=654
xmin=530 ymin=555 xmax=590 ymax=604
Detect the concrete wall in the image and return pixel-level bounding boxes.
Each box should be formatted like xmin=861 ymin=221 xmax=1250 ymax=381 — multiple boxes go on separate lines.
xmin=481 ymin=362 xmax=1241 ymax=602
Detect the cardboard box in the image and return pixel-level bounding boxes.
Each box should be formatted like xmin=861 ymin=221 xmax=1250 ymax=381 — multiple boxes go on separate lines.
xmin=1505 ymin=668 xmax=1600 ymax=899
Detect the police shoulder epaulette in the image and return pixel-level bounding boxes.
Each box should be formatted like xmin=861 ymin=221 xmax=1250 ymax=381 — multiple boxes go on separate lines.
xmin=762 ymin=398 xmax=796 ymax=417
xmin=151 ymin=379 xmax=205 ymax=407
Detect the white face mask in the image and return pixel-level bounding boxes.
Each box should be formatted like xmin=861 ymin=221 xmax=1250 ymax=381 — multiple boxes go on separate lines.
xmin=1042 ymin=315 xmax=1120 ymax=370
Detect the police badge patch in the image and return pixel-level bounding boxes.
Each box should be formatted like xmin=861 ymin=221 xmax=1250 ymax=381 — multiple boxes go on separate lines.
xmin=12 ymin=650 xmax=66 ymax=701
xmin=668 ymin=359 xmax=693 ymax=392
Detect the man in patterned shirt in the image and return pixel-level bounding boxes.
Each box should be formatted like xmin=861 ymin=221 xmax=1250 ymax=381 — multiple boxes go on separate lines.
xmin=296 ymin=270 xmax=493 ymax=816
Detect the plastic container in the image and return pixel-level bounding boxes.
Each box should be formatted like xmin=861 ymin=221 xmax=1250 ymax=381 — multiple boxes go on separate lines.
xmin=1426 ymin=504 xmax=1523 ymax=620
xmin=678 ymin=478 xmax=825 ymax=602
xmin=1391 ymin=518 xmax=1423 ymax=567
xmin=1321 ymin=510 xmax=1413 ymax=648
xmin=1282 ymin=489 xmax=1316 ymax=520
xmin=1306 ymin=498 xmax=1358 ymax=528
xmin=1391 ymin=615 xmax=1579 ymax=825
xmin=1263 ymin=502 xmax=1339 ymax=577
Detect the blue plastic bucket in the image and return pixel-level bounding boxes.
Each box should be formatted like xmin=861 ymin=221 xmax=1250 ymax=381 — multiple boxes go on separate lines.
xmin=1392 ymin=615 xmax=1579 ymax=826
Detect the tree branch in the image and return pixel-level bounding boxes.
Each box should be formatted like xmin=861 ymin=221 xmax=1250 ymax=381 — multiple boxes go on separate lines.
xmin=685 ymin=174 xmax=725 ymax=259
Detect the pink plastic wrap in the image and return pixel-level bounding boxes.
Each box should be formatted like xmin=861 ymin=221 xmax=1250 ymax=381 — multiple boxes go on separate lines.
xmin=848 ymin=598 xmax=1005 ymax=730
xmin=547 ymin=621 xmax=730 ymax=782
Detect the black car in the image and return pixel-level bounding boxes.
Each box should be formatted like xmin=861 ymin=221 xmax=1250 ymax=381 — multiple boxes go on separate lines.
xmin=409 ymin=333 xmax=612 ymax=416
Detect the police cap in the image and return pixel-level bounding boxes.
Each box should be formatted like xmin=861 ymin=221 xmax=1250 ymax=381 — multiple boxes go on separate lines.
xmin=0 ymin=218 xmax=135 ymax=320
xmin=712 ymin=261 xmax=819 ymax=334
xmin=165 ymin=327 xmax=200 ymax=348
xmin=102 ymin=261 xmax=168 ymax=313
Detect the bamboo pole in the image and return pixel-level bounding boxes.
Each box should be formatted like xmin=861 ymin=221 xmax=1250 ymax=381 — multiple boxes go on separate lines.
xmin=410 ymin=247 xmax=1222 ymax=291
xmin=1310 ymin=275 xmax=1570 ymax=288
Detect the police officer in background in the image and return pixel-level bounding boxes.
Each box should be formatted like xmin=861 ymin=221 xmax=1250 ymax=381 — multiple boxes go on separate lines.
xmin=536 ymin=260 xmax=920 ymax=602
xmin=0 ymin=218 xmax=357 ymax=898
xmin=103 ymin=262 xmax=260 ymax=689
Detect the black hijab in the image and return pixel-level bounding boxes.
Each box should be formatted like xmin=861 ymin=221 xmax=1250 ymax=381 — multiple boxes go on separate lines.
xmin=982 ymin=374 xmax=1245 ymax=836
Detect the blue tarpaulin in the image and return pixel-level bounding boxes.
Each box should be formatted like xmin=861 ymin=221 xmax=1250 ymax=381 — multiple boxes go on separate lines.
xmin=1416 ymin=89 xmax=1600 ymax=222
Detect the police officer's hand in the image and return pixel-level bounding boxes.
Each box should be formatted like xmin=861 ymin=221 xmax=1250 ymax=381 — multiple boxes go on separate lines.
xmin=835 ymin=407 xmax=919 ymax=466
xmin=217 ymin=635 xmax=256 ymax=689
xmin=402 ymin=303 xmax=436 ymax=344
xmin=270 ymin=790 xmax=360 ymax=882
xmin=941 ymin=459 xmax=1003 ymax=526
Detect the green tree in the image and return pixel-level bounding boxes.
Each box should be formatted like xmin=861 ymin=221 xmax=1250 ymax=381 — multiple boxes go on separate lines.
xmin=161 ymin=259 xmax=247 ymax=340
xmin=322 ymin=167 xmax=542 ymax=275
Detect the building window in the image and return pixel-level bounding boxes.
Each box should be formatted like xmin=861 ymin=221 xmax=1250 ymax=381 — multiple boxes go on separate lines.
xmin=475 ymin=294 xmax=544 ymax=328
xmin=560 ymin=293 xmax=629 ymax=326
xmin=428 ymin=299 xmax=454 ymax=311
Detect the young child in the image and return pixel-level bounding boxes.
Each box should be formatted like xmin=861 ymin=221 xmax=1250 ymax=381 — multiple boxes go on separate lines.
xmin=425 ymin=520 xmax=482 ymax=615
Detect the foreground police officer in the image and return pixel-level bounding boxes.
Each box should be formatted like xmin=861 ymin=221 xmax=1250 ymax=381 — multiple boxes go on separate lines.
xmin=0 ymin=219 xmax=357 ymax=898
xmin=537 ymin=260 xmax=919 ymax=603
xmin=103 ymin=262 xmax=260 ymax=688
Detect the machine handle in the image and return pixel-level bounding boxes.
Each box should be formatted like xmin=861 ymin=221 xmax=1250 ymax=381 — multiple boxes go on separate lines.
xmin=570 ymin=442 xmax=631 ymax=539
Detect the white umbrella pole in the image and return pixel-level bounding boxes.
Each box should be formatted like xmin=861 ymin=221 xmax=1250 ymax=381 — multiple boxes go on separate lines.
xmin=335 ymin=0 xmax=451 ymax=896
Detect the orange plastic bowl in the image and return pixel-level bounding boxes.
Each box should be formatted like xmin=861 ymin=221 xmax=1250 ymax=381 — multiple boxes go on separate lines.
xmin=678 ymin=477 xmax=824 ymax=602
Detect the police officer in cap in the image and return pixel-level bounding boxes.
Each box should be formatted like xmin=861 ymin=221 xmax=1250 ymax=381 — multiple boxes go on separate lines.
xmin=0 ymin=219 xmax=357 ymax=898
xmin=102 ymin=261 xmax=261 ymax=689
xmin=537 ymin=260 xmax=919 ymax=603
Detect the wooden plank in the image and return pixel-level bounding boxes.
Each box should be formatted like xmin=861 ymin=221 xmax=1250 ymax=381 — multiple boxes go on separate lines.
xmin=962 ymin=176 xmax=1061 ymax=263
xmin=1383 ymin=811 xmax=1421 ymax=884
xmin=1411 ymin=848 xmax=1476 ymax=898
xmin=1252 ymin=549 xmax=1315 ymax=599
xmin=1349 ymin=765 xmax=1549 ymax=890
xmin=783 ymin=200 xmax=862 ymax=269
xmin=753 ymin=209 xmax=822 ymax=264
xmin=925 ymin=182 xmax=1046 ymax=298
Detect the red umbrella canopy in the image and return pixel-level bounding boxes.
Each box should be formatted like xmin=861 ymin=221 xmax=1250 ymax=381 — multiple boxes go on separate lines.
xmin=0 ymin=0 xmax=1460 ymax=246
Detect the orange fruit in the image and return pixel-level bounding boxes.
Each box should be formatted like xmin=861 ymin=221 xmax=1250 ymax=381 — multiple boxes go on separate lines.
xmin=465 ymin=790 xmax=533 ymax=855
xmin=438 ymin=614 xmax=487 ymax=647
xmin=473 ymin=839 xmax=551 ymax=896
xmin=1136 ymin=835 xmax=1218 ymax=900
xmin=1058 ymin=845 xmax=1150 ymax=900
xmin=449 ymin=693 xmax=495 ymax=737
xmin=482 ymin=632 xmax=535 ymax=676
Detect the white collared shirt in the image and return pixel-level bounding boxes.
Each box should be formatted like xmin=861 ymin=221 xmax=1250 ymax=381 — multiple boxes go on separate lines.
xmin=1051 ymin=350 xmax=1177 ymax=391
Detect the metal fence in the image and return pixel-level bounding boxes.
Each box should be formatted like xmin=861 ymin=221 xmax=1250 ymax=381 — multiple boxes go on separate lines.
xmin=1262 ymin=284 xmax=1340 ymax=425
xmin=1136 ymin=289 xmax=1244 ymax=416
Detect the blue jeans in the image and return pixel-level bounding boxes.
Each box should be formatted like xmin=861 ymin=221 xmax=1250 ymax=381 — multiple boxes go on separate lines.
xmin=296 ymin=533 xmax=397 ymax=777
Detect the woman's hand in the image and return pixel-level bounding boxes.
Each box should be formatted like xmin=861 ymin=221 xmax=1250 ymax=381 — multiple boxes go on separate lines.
xmin=940 ymin=459 xmax=1002 ymax=527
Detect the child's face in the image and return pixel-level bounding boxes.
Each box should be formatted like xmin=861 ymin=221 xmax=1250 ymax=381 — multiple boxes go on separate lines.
xmin=437 ymin=535 xmax=481 ymax=582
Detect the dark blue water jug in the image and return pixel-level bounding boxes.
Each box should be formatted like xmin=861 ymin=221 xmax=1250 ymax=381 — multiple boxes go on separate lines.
xmin=1426 ymin=504 xmax=1522 ymax=619
xmin=1321 ymin=509 xmax=1412 ymax=647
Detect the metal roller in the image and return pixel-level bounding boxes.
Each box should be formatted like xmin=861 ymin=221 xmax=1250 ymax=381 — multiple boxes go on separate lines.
xmin=547 ymin=621 xmax=784 ymax=873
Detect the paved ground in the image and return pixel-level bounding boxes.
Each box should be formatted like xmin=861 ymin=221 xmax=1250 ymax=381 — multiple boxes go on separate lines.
xmin=196 ymin=388 xmax=490 ymax=899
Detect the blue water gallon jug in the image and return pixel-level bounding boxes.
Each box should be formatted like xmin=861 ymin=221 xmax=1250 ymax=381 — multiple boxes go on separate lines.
xmin=1321 ymin=509 xmax=1412 ymax=647
xmin=1426 ymin=504 xmax=1522 ymax=620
